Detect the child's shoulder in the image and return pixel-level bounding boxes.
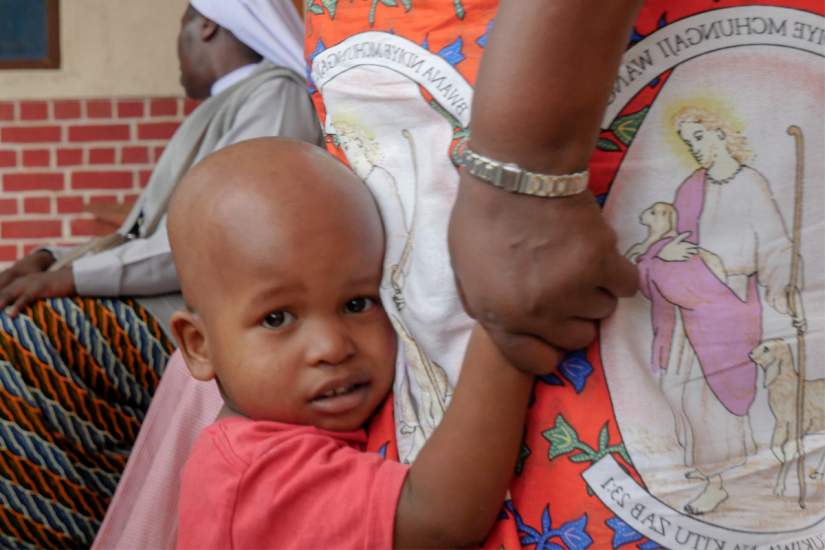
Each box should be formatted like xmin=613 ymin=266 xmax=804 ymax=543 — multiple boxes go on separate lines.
xmin=196 ymin=418 xmax=371 ymax=469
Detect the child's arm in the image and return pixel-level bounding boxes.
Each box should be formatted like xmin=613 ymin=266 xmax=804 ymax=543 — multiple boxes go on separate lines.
xmin=394 ymin=324 xmax=558 ymax=548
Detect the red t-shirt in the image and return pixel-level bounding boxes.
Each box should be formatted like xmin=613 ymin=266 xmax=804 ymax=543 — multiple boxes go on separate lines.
xmin=177 ymin=417 xmax=409 ymax=549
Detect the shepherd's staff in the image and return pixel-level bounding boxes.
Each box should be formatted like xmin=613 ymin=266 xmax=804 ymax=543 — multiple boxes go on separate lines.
xmin=786 ymin=125 xmax=807 ymax=509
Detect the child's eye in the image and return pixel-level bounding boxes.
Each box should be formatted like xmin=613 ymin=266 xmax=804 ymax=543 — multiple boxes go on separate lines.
xmin=344 ymin=297 xmax=375 ymax=314
xmin=262 ymin=311 xmax=295 ymax=329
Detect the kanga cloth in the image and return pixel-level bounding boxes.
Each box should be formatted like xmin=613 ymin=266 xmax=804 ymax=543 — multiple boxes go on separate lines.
xmin=306 ymin=0 xmax=825 ymax=548
xmin=0 ymin=298 xmax=173 ymax=549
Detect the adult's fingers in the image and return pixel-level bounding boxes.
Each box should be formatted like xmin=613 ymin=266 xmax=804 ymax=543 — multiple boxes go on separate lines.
xmin=8 ymin=291 xmax=34 ymax=318
xmin=538 ymin=317 xmax=599 ymax=351
xmin=574 ymin=288 xmax=618 ymax=321
xmin=0 ymin=287 xmax=15 ymax=311
xmin=600 ymin=251 xmax=639 ymax=298
xmin=0 ymin=268 xmax=18 ymax=292
xmin=0 ymin=282 xmax=22 ymax=315
xmin=487 ymin=328 xmax=564 ymax=375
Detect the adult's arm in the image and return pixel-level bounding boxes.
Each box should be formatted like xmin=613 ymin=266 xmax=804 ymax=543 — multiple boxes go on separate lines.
xmin=72 ymin=77 xmax=322 ymax=297
xmin=448 ymin=0 xmax=643 ymax=372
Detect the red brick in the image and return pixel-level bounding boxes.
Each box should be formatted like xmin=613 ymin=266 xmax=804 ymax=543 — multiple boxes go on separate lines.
xmin=138 ymin=170 xmax=152 ymax=187
xmin=1 ymin=126 xmax=61 ymax=143
xmin=117 ymin=100 xmax=145 ymax=118
xmin=70 ymin=218 xmax=108 ymax=237
xmin=71 ymin=171 xmax=132 ymax=190
xmin=86 ymin=194 xmax=118 ymax=205
xmin=0 ymin=150 xmax=16 ymax=167
xmin=57 ymin=148 xmax=84 ymax=166
xmin=86 ymin=99 xmax=112 ymax=118
xmin=153 ymin=146 xmax=165 ymax=161
xmin=121 ymin=146 xmax=149 ymax=164
xmin=150 ymin=98 xmax=179 ymax=117
xmin=53 ymin=100 xmax=82 ymax=119
xmin=89 ymin=147 xmax=116 ymax=164
xmin=57 ymin=196 xmax=84 ymax=213
xmin=124 ymin=193 xmax=140 ymax=203
xmin=184 ymin=99 xmax=200 ymax=115
xmin=23 ymin=197 xmax=51 ymax=214
xmin=1 ymin=220 xmax=61 ymax=239
xmin=3 ymin=173 xmax=64 ymax=192
xmin=19 ymin=101 xmax=49 ymax=121
xmin=0 ymin=199 xmax=17 ymax=215
xmin=0 ymin=245 xmax=17 ymax=262
xmin=137 ymin=122 xmax=179 ymax=140
xmin=68 ymin=124 xmax=130 ymax=142
xmin=22 ymin=149 xmax=50 ymax=167
xmin=0 ymin=102 xmax=14 ymax=121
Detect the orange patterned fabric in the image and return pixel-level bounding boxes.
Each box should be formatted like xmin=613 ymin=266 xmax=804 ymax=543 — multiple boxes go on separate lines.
xmin=306 ymin=2 xmax=825 ymax=548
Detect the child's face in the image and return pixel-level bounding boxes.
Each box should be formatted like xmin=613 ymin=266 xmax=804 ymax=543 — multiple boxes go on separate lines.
xmin=196 ymin=199 xmax=397 ymax=432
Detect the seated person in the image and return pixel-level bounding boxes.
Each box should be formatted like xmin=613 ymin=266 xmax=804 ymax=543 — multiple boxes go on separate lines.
xmin=0 ymin=2 xmax=320 ymax=548
xmin=168 ymin=138 xmax=544 ymax=549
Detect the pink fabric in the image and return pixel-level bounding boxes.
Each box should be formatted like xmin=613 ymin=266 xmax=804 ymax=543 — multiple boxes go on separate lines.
xmin=93 ymin=351 xmax=224 ymax=550
xmin=637 ymin=170 xmax=761 ymax=416
xmin=177 ymin=418 xmax=409 ymax=550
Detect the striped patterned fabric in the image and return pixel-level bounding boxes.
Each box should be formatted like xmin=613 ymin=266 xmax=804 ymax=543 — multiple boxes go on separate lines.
xmin=0 ymin=297 xmax=174 ymax=549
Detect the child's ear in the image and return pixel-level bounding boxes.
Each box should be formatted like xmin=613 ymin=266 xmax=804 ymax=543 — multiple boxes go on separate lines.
xmin=170 ymin=310 xmax=216 ymax=382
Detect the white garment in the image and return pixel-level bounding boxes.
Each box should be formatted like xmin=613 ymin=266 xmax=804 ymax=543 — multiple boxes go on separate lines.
xmin=210 ymin=63 xmax=258 ymax=96
xmin=190 ymin=0 xmax=305 ymax=75
xmin=698 ymin=167 xmax=793 ymax=309
xmin=64 ymin=68 xmax=321 ymax=298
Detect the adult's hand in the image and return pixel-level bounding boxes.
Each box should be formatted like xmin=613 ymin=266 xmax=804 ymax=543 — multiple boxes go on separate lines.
xmin=0 ymin=259 xmax=75 ymax=317
xmin=0 ymin=250 xmax=55 ymax=289
xmin=448 ymin=172 xmax=638 ymax=374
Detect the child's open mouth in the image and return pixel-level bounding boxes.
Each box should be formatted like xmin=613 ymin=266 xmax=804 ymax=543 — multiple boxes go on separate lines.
xmin=316 ymin=382 xmax=367 ymax=399
xmin=310 ymin=380 xmax=371 ymax=415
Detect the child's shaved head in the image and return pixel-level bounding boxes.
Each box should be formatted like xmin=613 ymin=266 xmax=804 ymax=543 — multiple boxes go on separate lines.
xmin=167 ymin=137 xmax=396 ymax=428
xmin=168 ymin=137 xmax=383 ymax=316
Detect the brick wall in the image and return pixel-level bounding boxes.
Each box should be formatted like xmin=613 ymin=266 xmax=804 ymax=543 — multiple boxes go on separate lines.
xmin=0 ymin=97 xmax=199 ymax=268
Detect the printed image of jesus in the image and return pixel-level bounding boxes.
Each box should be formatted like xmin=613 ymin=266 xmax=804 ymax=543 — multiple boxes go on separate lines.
xmin=629 ymin=106 xmax=804 ymax=515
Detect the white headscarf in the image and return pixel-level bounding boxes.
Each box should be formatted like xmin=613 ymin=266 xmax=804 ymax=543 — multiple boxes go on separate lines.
xmin=189 ymin=0 xmax=305 ymax=75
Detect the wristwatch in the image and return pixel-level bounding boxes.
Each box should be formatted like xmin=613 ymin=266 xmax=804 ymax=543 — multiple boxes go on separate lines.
xmin=460 ymin=147 xmax=589 ymax=197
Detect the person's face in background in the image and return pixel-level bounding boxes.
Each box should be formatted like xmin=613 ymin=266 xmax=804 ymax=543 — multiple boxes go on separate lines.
xmin=177 ymin=5 xmax=215 ymax=100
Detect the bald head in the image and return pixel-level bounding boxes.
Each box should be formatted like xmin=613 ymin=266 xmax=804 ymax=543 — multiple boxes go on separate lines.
xmin=168 ymin=138 xmax=384 ymax=313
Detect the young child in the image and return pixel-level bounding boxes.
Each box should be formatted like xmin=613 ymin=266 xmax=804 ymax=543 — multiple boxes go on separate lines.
xmin=168 ymin=138 xmax=543 ymax=549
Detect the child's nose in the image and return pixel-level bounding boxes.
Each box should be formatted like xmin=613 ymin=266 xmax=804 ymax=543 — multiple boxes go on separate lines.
xmin=305 ymin=319 xmax=357 ymax=366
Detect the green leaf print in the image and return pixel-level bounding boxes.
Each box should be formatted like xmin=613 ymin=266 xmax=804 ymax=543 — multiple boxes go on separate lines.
xmin=568 ymin=453 xmax=594 ymax=464
xmin=598 ymin=423 xmax=610 ymax=451
xmin=610 ymin=107 xmax=649 ymax=146
xmin=321 ymin=0 xmax=337 ymax=19
xmin=454 ymin=0 xmax=465 ymax=19
xmin=308 ymin=2 xmax=324 ymax=15
xmin=596 ymin=137 xmax=621 ymax=152
xmin=365 ymin=0 xmax=465 ymax=27
xmin=543 ymin=415 xmax=578 ymax=459
xmin=515 ymin=441 xmax=531 ymax=476
xmin=542 ymin=414 xmax=631 ymax=471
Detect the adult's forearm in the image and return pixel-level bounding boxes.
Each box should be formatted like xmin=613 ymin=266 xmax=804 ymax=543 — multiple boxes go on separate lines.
xmin=72 ymin=226 xmax=178 ymax=297
xmin=470 ymin=0 xmax=644 ymax=173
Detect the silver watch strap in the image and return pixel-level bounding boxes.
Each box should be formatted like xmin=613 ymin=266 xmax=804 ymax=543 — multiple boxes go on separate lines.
xmin=460 ymin=148 xmax=589 ymax=197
